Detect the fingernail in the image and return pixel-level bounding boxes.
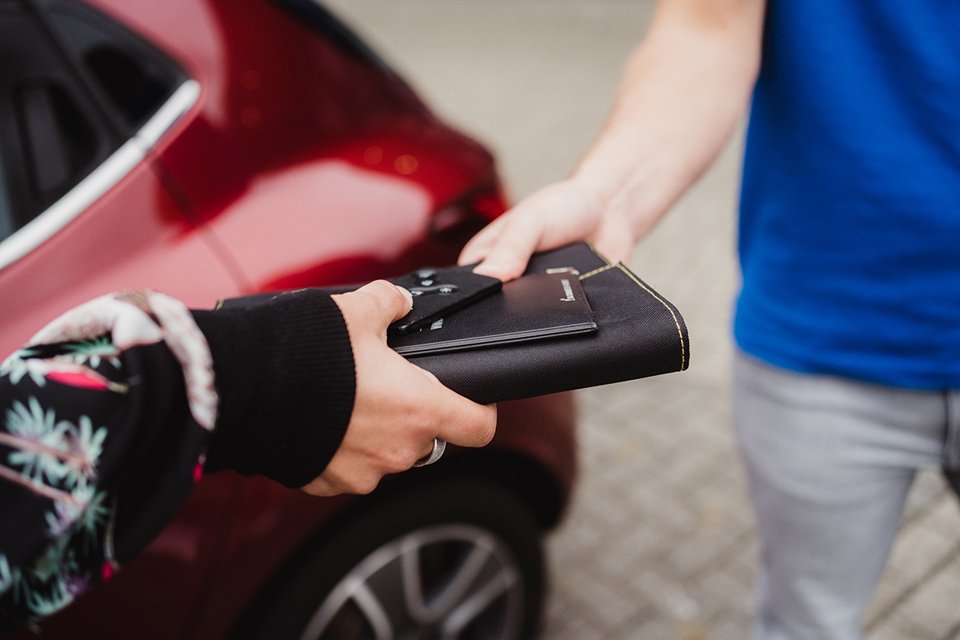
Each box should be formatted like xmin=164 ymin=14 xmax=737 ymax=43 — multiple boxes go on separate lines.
xmin=395 ymin=285 xmax=414 ymax=308
xmin=472 ymin=262 xmax=507 ymax=281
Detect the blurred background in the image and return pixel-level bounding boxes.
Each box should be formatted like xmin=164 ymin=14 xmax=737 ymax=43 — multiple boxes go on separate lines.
xmin=324 ymin=1 xmax=960 ymax=639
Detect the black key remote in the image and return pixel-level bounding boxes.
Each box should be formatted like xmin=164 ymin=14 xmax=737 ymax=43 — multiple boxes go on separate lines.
xmin=389 ymin=265 xmax=502 ymax=336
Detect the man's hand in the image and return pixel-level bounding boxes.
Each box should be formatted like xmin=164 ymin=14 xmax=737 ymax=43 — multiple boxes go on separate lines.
xmin=457 ymin=179 xmax=635 ymax=281
xmin=301 ymin=281 xmax=496 ymax=496
xmin=459 ymin=0 xmax=765 ymax=282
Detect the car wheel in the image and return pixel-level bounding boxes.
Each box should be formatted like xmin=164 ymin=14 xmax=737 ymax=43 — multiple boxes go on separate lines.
xmin=236 ymin=476 xmax=545 ymax=640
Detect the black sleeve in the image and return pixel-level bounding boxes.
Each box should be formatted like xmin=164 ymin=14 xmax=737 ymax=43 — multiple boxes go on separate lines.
xmin=193 ymin=288 xmax=356 ymax=488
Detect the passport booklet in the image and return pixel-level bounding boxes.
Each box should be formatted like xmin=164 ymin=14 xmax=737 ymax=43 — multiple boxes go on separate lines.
xmin=388 ymin=271 xmax=597 ymax=356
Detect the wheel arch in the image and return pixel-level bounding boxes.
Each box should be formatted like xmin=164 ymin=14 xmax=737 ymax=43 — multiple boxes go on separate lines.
xmin=229 ymin=463 xmax=555 ymax=639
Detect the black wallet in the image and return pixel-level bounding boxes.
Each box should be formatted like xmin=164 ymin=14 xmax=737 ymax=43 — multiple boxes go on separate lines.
xmin=403 ymin=243 xmax=690 ymax=403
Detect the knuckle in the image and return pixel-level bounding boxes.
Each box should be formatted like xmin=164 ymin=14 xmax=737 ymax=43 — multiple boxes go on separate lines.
xmin=475 ymin=411 xmax=497 ymax=446
xmin=300 ymin=477 xmax=330 ymax=497
xmin=383 ymin=447 xmax=413 ymax=473
xmin=348 ymin=474 xmax=381 ymax=496
xmin=370 ymin=279 xmax=409 ymax=314
xmin=366 ymin=278 xmax=395 ymax=296
xmin=404 ymin=399 xmax=433 ymax=427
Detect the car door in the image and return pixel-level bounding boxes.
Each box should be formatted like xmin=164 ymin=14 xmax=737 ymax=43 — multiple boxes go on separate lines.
xmin=0 ymin=0 xmax=240 ymax=358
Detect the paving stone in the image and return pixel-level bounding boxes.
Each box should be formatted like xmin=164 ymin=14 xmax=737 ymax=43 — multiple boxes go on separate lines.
xmin=708 ymin=612 xmax=754 ymax=640
xmin=553 ymin=565 xmax=649 ymax=634
xmin=668 ymin=529 xmax=749 ymax=585
xmin=921 ymin=492 xmax=960 ymax=539
xmin=867 ymin=609 xmax=940 ymax=640
xmin=696 ymin=569 xmax=755 ymax=621
xmin=608 ymin=617 xmax=679 ymax=640
xmin=591 ymin=525 xmax=670 ymax=583
xmin=864 ymin=566 xmax=909 ymax=628
xmin=891 ymin=553 xmax=960 ymax=638
xmin=543 ymin=588 xmax=611 ymax=639
xmin=889 ymin=514 xmax=955 ymax=584
xmin=903 ymin=471 xmax=951 ymax=521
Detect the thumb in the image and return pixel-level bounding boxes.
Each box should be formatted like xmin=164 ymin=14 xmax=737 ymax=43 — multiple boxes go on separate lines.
xmin=458 ymin=215 xmax=507 ymax=266
xmin=471 ymin=213 xmax=542 ymax=281
xmin=340 ymin=280 xmax=414 ymax=328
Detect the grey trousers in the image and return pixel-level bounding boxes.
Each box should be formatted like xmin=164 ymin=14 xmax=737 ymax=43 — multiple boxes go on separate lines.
xmin=733 ymin=352 xmax=960 ymax=640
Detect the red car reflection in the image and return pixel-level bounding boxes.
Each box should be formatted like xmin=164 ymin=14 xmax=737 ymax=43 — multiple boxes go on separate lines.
xmin=0 ymin=1 xmax=576 ymax=638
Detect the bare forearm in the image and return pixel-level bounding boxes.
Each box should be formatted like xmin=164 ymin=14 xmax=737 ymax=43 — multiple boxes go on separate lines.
xmin=573 ymin=0 xmax=765 ymax=240
xmin=460 ymin=0 xmax=767 ymax=279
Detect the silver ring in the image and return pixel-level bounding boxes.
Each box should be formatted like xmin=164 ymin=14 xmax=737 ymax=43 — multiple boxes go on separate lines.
xmin=414 ymin=438 xmax=446 ymax=467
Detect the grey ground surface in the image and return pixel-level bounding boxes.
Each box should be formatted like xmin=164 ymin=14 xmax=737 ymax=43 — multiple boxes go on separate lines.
xmin=324 ymin=2 xmax=960 ymax=637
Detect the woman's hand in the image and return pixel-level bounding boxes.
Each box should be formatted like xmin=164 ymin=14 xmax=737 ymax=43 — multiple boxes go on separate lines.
xmin=301 ymin=281 xmax=497 ymax=496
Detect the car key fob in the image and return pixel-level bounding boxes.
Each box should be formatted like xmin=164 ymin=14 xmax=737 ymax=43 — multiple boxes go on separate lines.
xmin=389 ymin=265 xmax=502 ymax=336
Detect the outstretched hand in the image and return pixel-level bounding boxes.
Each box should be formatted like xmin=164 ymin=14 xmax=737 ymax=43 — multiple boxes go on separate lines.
xmin=457 ymin=179 xmax=636 ymax=282
xmin=301 ymin=281 xmax=496 ymax=496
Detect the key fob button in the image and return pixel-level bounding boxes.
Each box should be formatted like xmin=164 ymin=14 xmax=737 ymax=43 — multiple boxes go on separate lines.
xmin=389 ymin=266 xmax=501 ymax=336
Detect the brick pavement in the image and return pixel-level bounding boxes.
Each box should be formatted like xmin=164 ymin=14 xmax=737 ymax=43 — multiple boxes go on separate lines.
xmin=327 ymin=1 xmax=960 ymax=637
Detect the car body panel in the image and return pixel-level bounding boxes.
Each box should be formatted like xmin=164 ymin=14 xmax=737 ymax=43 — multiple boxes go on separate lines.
xmin=0 ymin=158 xmax=238 ymax=356
xmin=0 ymin=1 xmax=576 ymax=637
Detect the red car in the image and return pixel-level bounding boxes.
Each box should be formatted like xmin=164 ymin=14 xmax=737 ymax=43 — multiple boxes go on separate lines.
xmin=0 ymin=1 xmax=576 ymax=638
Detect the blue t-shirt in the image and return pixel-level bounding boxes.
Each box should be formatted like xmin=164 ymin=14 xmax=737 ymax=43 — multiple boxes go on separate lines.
xmin=735 ymin=0 xmax=960 ymax=389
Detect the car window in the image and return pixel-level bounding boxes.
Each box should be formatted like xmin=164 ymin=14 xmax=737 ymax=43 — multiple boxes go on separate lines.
xmin=0 ymin=2 xmax=114 ymax=239
xmin=44 ymin=2 xmax=187 ymax=132
xmin=0 ymin=151 xmax=11 ymax=241
xmin=0 ymin=0 xmax=188 ymax=249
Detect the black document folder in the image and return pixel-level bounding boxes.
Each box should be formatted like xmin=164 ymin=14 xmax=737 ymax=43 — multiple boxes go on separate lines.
xmin=403 ymin=243 xmax=690 ymax=403
xmin=217 ymin=243 xmax=689 ymax=404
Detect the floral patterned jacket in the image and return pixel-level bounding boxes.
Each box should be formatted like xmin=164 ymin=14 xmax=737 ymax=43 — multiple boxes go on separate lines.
xmin=0 ymin=289 xmax=355 ymax=629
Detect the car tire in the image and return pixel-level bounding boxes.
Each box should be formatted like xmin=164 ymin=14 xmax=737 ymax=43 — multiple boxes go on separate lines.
xmin=235 ymin=475 xmax=546 ymax=640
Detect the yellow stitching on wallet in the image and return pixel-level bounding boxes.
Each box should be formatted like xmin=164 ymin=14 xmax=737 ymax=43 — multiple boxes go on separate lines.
xmin=579 ymin=264 xmax=616 ymax=280
xmin=616 ymin=264 xmax=687 ymax=370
